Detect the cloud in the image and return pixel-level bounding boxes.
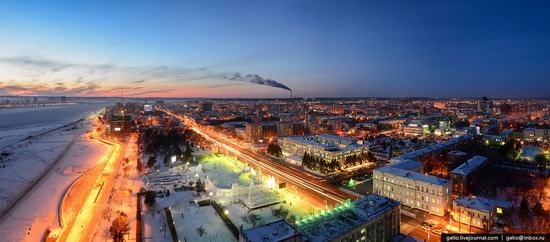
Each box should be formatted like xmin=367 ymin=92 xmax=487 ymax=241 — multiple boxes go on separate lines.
xmin=0 ymin=81 xmax=109 ymax=96
xmin=0 ymin=55 xmax=292 ymax=96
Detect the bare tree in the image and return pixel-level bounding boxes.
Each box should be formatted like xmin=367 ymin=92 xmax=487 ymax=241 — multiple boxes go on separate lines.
xmin=109 ymin=212 xmax=131 ymax=242
xmin=197 ymin=225 xmax=207 ymax=237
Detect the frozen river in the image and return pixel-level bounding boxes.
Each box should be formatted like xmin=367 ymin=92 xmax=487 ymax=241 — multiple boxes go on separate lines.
xmin=0 ymin=102 xmax=109 ymax=131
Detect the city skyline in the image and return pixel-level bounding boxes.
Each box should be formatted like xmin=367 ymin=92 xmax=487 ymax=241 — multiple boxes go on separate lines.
xmin=1 ymin=0 xmax=550 ymax=98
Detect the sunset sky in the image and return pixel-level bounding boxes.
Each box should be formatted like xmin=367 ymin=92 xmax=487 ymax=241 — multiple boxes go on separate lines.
xmin=1 ymin=0 xmax=550 ymax=98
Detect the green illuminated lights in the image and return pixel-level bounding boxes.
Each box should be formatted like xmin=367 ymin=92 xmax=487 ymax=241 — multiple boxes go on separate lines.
xmin=347 ymin=178 xmax=356 ymax=188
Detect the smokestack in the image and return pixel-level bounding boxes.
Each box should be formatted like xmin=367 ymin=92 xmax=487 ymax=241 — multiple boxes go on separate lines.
xmin=290 ymin=90 xmax=293 ymax=99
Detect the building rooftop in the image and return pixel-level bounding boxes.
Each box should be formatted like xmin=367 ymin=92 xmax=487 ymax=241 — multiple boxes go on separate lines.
xmin=448 ymin=150 xmax=467 ymax=156
xmin=241 ymin=220 xmax=298 ymax=242
xmin=280 ymin=134 xmax=366 ymax=152
xmin=393 ymin=134 xmax=474 ymax=161
xmin=390 ymin=159 xmax=423 ymax=171
xmin=376 ymin=166 xmax=450 ymax=186
xmin=450 ymin=155 xmax=488 ymax=176
xmin=454 ymin=197 xmax=494 ymax=213
xmin=297 ymin=194 xmax=399 ymax=242
xmin=520 ymin=146 xmax=544 ymax=159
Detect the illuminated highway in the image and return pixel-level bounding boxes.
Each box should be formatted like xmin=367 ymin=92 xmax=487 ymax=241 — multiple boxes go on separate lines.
xmin=60 ymin=128 xmax=128 ymax=242
xmin=166 ymin=111 xmax=358 ymax=208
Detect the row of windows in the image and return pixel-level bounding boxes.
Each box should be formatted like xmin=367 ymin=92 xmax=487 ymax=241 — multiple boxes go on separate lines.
xmin=376 ymin=189 xmax=447 ymax=215
xmin=375 ymin=175 xmax=448 ymax=196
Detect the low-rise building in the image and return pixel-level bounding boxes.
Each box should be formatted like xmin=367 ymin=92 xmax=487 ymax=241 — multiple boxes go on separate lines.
xmin=373 ymin=163 xmax=451 ymax=216
xmin=297 ymin=194 xmax=400 ymax=242
xmin=401 ymin=124 xmax=426 ymax=137
xmin=240 ymin=220 xmax=302 ymax=242
xmin=519 ymin=145 xmax=544 ymax=161
xmin=450 ymin=156 xmax=489 ymax=196
xmin=452 ymin=197 xmax=495 ymax=231
xmin=523 ymin=128 xmax=550 ymax=143
xmin=279 ymin=134 xmax=369 ymax=163
xmin=246 ymin=122 xmax=278 ymax=143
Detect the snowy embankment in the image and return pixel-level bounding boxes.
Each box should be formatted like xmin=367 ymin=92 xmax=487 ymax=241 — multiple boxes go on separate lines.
xmin=0 ymin=120 xmax=110 ymax=242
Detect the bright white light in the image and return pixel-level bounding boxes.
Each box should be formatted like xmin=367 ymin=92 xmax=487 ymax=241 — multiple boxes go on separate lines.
xmin=266 ymin=175 xmax=276 ymax=189
xmin=171 ymin=155 xmax=177 ymax=163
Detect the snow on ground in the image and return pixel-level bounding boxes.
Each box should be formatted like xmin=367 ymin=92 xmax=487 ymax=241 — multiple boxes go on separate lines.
xmin=0 ymin=122 xmax=110 ymax=242
xmin=90 ymin=136 xmax=143 ymax=242
xmin=140 ymin=149 xmax=319 ymax=242
xmin=142 ymin=191 xmax=194 ymax=242
xmin=172 ymin=202 xmax=236 ymax=242
xmin=0 ymin=123 xmax=63 ymax=150
xmin=225 ymin=202 xmax=285 ymax=230
xmin=0 ymin=124 xmax=84 ymax=213
xmin=0 ymin=103 xmax=107 ymax=150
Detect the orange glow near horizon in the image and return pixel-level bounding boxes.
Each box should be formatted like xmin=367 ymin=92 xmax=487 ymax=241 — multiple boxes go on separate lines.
xmin=0 ymin=81 xmax=292 ymax=98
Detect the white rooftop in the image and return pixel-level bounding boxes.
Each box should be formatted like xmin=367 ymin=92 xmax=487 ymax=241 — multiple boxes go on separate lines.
xmin=241 ymin=220 xmax=297 ymax=242
xmin=281 ymin=134 xmax=366 ymax=152
xmin=393 ymin=134 xmax=473 ymax=161
xmin=390 ymin=159 xmax=423 ymax=171
xmin=298 ymin=194 xmax=399 ymax=242
xmin=376 ymin=166 xmax=450 ymax=186
xmin=450 ymin=155 xmax=488 ymax=176
xmin=454 ymin=197 xmax=494 ymax=213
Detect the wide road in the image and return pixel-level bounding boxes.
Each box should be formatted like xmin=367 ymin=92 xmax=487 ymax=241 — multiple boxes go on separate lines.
xmin=62 ymin=133 xmax=128 ymax=242
xmin=167 ymin=111 xmax=358 ymax=209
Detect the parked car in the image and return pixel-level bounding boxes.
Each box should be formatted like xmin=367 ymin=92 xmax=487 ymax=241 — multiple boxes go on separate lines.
xmin=421 ymin=223 xmax=431 ymax=231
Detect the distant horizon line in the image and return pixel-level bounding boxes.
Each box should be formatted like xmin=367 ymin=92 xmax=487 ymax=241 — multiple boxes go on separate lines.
xmin=1 ymin=95 xmax=549 ymax=100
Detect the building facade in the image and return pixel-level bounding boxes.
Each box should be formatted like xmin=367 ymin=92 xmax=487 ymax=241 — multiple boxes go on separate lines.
xmin=477 ymin=97 xmax=493 ymax=114
xmin=373 ymin=163 xmax=452 ymax=216
xmin=278 ymin=134 xmax=369 ymax=162
xmin=523 ymin=128 xmax=550 ymax=143
xmin=245 ymin=122 xmax=278 ymax=143
xmin=450 ymin=156 xmax=489 ymax=196
xmin=452 ymin=197 xmax=495 ymax=231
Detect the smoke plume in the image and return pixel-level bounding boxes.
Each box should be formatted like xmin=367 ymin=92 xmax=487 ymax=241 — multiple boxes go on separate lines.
xmin=225 ymin=73 xmax=291 ymax=92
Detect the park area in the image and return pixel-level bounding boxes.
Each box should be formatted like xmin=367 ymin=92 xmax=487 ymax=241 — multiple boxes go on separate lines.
xmin=141 ymin=149 xmax=330 ymax=241
xmin=143 ymin=152 xmax=323 ymax=241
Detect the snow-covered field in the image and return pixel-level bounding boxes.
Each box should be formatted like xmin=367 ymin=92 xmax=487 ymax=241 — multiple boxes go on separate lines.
xmin=140 ymin=150 xmax=319 ymax=242
xmin=0 ymin=103 xmax=107 ymax=150
xmin=0 ymin=122 xmax=111 ymax=242
xmin=172 ymin=202 xmax=235 ymax=242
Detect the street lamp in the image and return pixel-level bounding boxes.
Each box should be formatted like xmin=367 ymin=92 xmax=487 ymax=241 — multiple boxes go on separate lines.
xmin=224 ymin=209 xmax=229 ymax=216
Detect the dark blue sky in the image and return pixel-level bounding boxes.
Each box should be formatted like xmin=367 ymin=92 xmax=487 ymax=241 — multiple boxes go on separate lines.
xmin=1 ymin=0 xmax=549 ymax=98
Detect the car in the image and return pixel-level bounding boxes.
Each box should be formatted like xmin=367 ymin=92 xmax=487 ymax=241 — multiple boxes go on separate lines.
xmin=420 ymin=223 xmax=431 ymax=231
